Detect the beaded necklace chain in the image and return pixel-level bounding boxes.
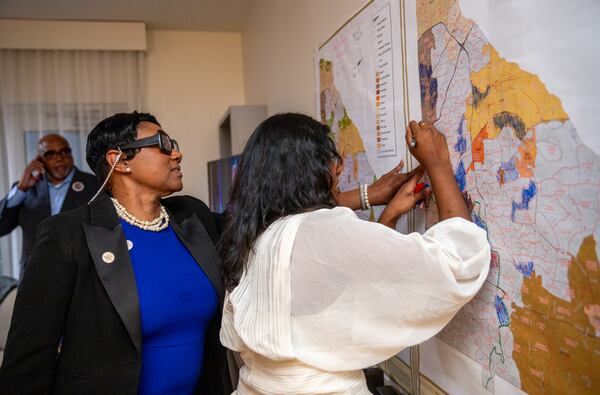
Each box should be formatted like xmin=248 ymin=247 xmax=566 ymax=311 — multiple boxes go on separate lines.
xmin=111 ymin=197 xmax=169 ymax=232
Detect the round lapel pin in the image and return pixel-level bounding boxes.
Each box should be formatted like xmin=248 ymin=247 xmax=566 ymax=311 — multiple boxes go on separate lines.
xmin=72 ymin=181 xmax=85 ymax=192
xmin=102 ymin=252 xmax=115 ymax=264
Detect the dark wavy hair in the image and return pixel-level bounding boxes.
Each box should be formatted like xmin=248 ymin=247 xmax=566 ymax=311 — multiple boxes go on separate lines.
xmin=86 ymin=111 xmax=160 ymax=182
xmin=219 ymin=113 xmax=342 ymax=291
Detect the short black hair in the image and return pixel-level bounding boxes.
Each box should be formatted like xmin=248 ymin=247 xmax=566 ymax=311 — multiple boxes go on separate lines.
xmin=219 ymin=113 xmax=341 ymax=290
xmin=86 ymin=111 xmax=160 ymax=181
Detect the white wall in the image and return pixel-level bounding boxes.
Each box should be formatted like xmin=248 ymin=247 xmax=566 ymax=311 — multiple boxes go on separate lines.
xmin=242 ymin=0 xmax=367 ymax=117
xmin=143 ymin=30 xmax=245 ymax=202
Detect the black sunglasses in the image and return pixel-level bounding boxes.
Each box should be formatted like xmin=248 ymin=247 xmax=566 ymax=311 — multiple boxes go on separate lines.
xmin=119 ymin=130 xmax=179 ymax=155
xmin=42 ymin=147 xmax=72 ymax=160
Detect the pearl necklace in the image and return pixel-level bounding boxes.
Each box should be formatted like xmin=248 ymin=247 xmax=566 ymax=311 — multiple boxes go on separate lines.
xmin=111 ymin=197 xmax=169 ymax=232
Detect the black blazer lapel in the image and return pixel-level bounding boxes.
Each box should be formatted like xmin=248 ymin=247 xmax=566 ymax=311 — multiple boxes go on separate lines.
xmin=82 ymin=197 xmax=142 ymax=354
xmin=170 ymin=213 xmax=225 ymax=304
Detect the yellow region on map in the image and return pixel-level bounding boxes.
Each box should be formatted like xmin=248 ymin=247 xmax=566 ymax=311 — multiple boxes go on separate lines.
xmin=511 ymin=236 xmax=600 ymax=394
xmin=416 ymin=0 xmax=457 ymax=36
xmin=337 ymin=110 xmax=364 ymax=158
xmin=466 ymin=45 xmax=568 ymax=141
xmin=319 ymin=58 xmax=366 ymax=180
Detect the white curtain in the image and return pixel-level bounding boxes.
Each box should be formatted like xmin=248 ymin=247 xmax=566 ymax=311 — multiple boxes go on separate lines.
xmin=0 ymin=49 xmax=144 ymax=277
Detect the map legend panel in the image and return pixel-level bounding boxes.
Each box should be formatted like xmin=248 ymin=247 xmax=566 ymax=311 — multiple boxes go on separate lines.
xmin=373 ymin=4 xmax=396 ymax=157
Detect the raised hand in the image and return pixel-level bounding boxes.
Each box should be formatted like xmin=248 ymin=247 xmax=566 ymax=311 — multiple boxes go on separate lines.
xmin=406 ymin=120 xmax=470 ymax=222
xmin=406 ymin=120 xmax=451 ymax=170
xmin=17 ymin=156 xmax=45 ymax=191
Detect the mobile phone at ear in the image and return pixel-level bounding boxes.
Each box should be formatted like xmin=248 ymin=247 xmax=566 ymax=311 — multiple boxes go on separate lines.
xmin=32 ymin=155 xmax=46 ymax=178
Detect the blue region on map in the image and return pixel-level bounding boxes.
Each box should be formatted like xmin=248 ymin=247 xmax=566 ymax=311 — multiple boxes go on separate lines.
xmin=494 ymin=295 xmax=510 ymax=326
xmin=514 ymin=261 xmax=534 ymax=278
xmin=419 ymin=63 xmax=438 ymax=108
xmin=511 ymin=180 xmax=537 ymax=221
xmin=455 ymin=160 xmax=466 ymax=192
xmin=498 ymin=157 xmax=519 ymax=184
xmin=473 ymin=212 xmax=488 ymax=232
xmin=454 ymin=117 xmax=467 ymax=154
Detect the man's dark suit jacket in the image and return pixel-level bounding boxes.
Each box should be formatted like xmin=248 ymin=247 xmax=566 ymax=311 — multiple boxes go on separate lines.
xmin=0 ymin=168 xmax=100 ymax=271
xmin=0 ymin=194 xmax=229 ymax=395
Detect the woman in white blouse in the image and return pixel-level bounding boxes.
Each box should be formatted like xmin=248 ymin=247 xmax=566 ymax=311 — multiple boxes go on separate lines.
xmin=219 ymin=113 xmax=490 ymax=394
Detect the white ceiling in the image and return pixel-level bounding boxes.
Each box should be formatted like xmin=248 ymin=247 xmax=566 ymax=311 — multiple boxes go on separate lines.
xmin=0 ymin=0 xmax=255 ymax=31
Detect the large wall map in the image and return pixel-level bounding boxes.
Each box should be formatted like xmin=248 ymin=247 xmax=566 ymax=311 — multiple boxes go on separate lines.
xmin=417 ymin=0 xmax=600 ymax=393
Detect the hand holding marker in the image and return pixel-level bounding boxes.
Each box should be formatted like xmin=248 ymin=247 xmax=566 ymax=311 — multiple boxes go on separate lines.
xmin=413 ymin=181 xmax=430 ymax=208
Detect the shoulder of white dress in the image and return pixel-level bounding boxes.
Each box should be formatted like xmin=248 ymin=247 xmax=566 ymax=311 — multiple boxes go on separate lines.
xmin=427 ymin=216 xmax=485 ymax=235
xmin=304 ymin=206 xmax=357 ymax=221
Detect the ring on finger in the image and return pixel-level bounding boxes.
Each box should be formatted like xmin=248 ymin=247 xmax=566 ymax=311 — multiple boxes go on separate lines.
xmin=418 ymin=121 xmax=427 ymax=127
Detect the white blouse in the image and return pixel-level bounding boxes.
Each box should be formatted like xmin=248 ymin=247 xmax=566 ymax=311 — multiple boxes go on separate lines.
xmin=220 ymin=207 xmax=490 ymax=394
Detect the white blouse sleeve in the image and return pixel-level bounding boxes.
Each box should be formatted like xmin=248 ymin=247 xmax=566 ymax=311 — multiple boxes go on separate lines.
xmin=290 ymin=207 xmax=490 ymax=372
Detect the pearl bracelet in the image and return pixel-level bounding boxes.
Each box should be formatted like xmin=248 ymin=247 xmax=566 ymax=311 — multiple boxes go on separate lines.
xmin=359 ymin=183 xmax=367 ymax=210
xmin=362 ymin=183 xmax=371 ymax=210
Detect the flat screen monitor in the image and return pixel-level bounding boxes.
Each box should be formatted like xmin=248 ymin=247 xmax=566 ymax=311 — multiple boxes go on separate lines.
xmin=207 ymin=155 xmax=240 ymax=213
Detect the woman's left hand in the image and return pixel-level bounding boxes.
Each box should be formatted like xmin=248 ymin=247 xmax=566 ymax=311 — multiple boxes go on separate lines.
xmin=368 ymin=160 xmax=421 ymax=206
xmin=336 ymin=160 xmax=423 ymax=210
xmin=378 ymin=166 xmax=431 ymax=228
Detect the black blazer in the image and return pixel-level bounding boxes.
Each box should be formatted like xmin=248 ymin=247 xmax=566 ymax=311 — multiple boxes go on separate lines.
xmin=0 ymin=194 xmax=229 ymax=395
xmin=0 ymin=168 xmax=100 ymax=271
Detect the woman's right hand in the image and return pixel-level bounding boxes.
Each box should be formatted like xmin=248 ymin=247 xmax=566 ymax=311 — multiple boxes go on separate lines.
xmin=406 ymin=120 xmax=451 ymax=170
xmin=406 ymin=120 xmax=471 ymax=222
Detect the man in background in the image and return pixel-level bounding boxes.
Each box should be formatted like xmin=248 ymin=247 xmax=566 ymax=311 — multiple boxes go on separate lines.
xmin=0 ymin=134 xmax=100 ymax=276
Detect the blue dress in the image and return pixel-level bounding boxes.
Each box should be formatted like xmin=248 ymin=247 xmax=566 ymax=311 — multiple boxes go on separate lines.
xmin=119 ymin=220 xmax=218 ymax=395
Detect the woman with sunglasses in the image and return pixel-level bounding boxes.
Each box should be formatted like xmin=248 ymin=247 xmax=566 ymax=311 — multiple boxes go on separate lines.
xmin=0 ymin=111 xmax=418 ymax=395
xmin=0 ymin=112 xmax=229 ymax=395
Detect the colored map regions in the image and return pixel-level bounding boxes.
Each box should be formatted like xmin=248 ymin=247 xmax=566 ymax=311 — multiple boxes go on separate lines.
xmin=455 ymin=159 xmax=466 ymax=192
xmin=498 ymin=158 xmax=519 ymax=186
xmin=416 ymin=0 xmax=458 ymax=37
xmin=466 ymin=45 xmax=569 ymax=141
xmin=494 ymin=295 xmax=510 ymax=327
xmin=417 ymin=0 xmax=600 ymax=393
xmin=511 ymin=236 xmax=600 ymax=394
xmin=511 ymin=181 xmax=537 ymax=222
xmin=319 ymin=59 xmax=375 ymax=197
xmin=514 ymin=261 xmax=534 ymax=278
xmin=454 ymin=117 xmax=467 ymax=153
xmin=498 ymin=129 xmax=536 ymax=186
